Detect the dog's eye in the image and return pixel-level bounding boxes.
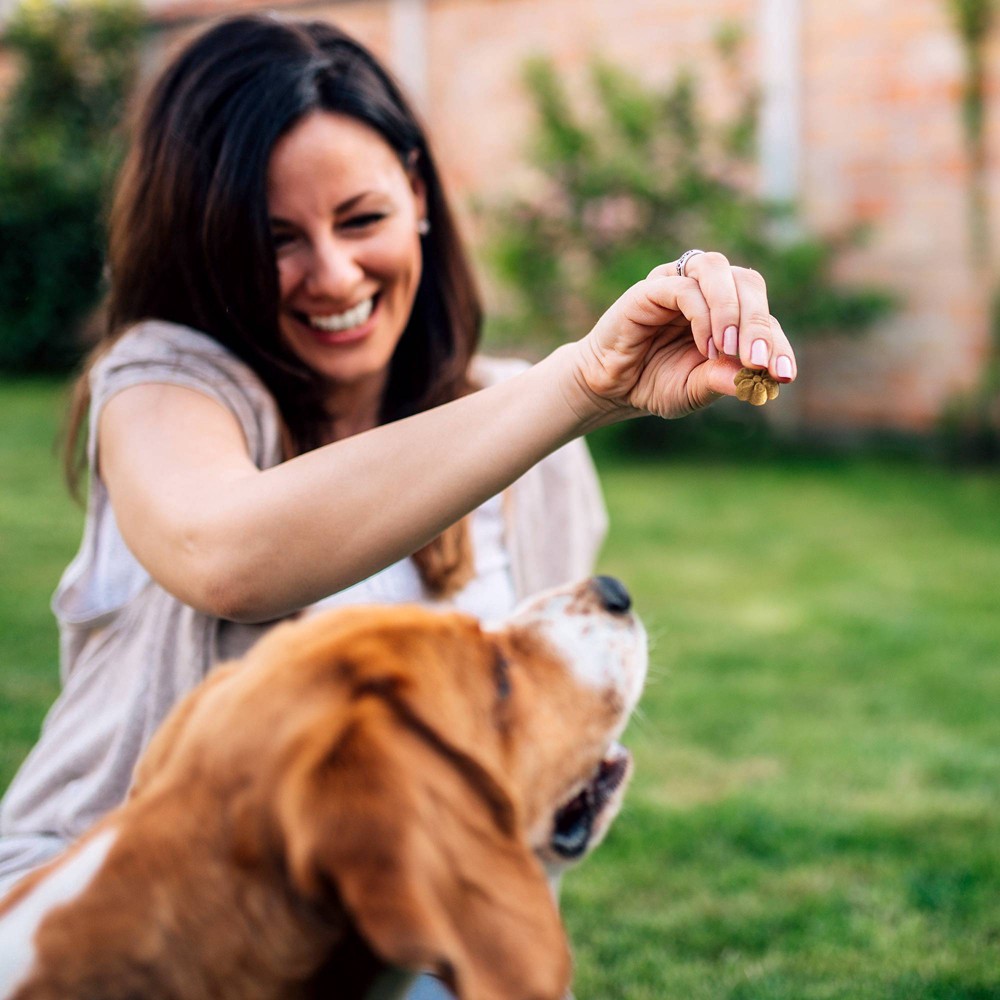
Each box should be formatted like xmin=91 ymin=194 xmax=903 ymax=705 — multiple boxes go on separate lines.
xmin=493 ymin=653 xmax=511 ymax=702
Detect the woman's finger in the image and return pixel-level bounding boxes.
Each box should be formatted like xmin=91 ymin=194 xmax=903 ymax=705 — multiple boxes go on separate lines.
xmin=677 ymin=251 xmax=741 ymax=356
xmin=647 ymin=254 xmax=797 ymax=381
xmin=767 ymin=314 xmax=797 ymax=382
xmin=729 ymin=266 xmax=782 ymax=376
xmin=645 ymin=261 xmax=721 ymax=359
xmin=638 ymin=274 xmax=714 ymax=358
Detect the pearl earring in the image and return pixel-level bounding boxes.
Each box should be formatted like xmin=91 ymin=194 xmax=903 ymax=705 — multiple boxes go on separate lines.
xmin=416 ymin=219 xmax=430 ymax=236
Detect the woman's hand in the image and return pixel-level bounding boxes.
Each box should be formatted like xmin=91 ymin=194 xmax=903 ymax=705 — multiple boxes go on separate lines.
xmin=571 ymin=251 xmax=796 ymax=421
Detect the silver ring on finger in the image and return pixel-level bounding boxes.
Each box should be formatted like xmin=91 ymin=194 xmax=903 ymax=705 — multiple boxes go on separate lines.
xmin=676 ymin=248 xmax=705 ymax=278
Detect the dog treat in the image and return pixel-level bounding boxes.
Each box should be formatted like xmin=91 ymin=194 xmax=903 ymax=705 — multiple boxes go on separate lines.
xmin=734 ymin=367 xmax=779 ymax=407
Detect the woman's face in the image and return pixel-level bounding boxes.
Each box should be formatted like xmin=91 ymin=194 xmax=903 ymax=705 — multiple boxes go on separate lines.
xmin=267 ymin=111 xmax=426 ymax=399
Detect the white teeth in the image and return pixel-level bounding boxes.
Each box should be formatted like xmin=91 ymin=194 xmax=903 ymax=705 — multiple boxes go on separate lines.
xmin=308 ymin=297 xmax=374 ymax=332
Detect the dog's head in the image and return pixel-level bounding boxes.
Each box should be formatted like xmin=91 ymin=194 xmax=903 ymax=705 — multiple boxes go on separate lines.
xmin=133 ymin=576 xmax=646 ymax=1000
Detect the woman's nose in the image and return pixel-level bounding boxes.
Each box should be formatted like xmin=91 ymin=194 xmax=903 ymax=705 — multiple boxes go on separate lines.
xmin=304 ymin=238 xmax=364 ymax=299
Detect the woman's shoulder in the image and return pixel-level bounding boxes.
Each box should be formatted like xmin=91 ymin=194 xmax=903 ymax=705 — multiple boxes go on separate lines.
xmin=91 ymin=320 xmax=271 ymax=406
xmin=88 ymin=320 xmax=283 ymax=469
xmin=97 ymin=320 xmax=245 ymax=374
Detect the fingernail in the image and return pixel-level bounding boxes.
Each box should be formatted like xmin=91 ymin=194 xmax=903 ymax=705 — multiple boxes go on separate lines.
xmin=776 ymin=355 xmax=793 ymax=380
xmin=707 ymin=338 xmax=718 ymax=360
xmin=724 ymin=325 xmax=738 ymax=355
xmin=751 ymin=339 xmax=769 ymax=367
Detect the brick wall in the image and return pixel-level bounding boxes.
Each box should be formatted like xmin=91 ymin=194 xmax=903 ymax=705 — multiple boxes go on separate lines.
xmin=794 ymin=0 xmax=995 ymax=432
xmin=135 ymin=0 xmax=1000 ymax=432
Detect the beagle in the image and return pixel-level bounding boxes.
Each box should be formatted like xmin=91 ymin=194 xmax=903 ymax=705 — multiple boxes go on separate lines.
xmin=0 ymin=576 xmax=646 ymax=1000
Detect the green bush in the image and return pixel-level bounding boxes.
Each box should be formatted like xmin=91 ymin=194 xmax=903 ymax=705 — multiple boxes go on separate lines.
xmin=481 ymin=45 xmax=896 ymax=453
xmin=0 ymin=0 xmax=142 ymax=373
xmin=484 ymin=50 xmax=895 ymax=355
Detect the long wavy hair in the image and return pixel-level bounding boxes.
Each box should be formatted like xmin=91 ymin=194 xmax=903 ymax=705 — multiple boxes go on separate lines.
xmin=66 ymin=13 xmax=483 ymax=596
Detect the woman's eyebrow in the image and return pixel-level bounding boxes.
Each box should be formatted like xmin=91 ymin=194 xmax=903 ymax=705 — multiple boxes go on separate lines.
xmin=334 ymin=192 xmax=378 ymax=213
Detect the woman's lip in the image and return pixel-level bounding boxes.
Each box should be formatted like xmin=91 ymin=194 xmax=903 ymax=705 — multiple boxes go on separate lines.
xmin=292 ymin=297 xmax=379 ymax=345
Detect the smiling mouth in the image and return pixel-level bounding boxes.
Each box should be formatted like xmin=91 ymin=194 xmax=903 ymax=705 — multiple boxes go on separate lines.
xmin=296 ymin=295 xmax=378 ymax=335
xmin=549 ymin=743 xmax=632 ymax=859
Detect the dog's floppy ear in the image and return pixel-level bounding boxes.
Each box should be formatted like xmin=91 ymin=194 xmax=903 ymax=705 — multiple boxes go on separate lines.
xmin=275 ymin=701 xmax=571 ymax=1000
xmin=130 ymin=663 xmax=240 ymax=795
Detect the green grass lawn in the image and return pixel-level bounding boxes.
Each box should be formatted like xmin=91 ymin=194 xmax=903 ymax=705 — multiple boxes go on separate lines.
xmin=2 ymin=379 xmax=998 ymax=998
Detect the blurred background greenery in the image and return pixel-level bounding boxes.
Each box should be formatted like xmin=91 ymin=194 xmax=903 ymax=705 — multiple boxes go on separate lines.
xmin=482 ymin=48 xmax=894 ymax=355
xmin=0 ymin=0 xmax=142 ymax=372
xmin=1 ymin=1 xmax=998 ymax=997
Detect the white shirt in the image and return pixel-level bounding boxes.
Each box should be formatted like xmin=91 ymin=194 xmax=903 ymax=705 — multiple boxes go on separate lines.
xmin=311 ymin=492 xmax=516 ymax=623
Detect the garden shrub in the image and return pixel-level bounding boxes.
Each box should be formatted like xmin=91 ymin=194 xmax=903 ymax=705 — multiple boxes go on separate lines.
xmin=485 ymin=49 xmax=893 ymax=353
xmin=0 ymin=0 xmax=141 ymax=373
xmin=482 ymin=38 xmax=895 ymax=452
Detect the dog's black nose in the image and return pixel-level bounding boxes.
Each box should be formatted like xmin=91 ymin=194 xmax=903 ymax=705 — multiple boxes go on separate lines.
xmin=592 ymin=575 xmax=631 ymax=614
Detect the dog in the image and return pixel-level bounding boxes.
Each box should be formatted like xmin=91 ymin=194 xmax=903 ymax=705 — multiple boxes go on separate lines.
xmin=0 ymin=576 xmax=646 ymax=1000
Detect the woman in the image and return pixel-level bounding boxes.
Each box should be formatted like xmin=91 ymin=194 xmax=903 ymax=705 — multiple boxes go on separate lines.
xmin=0 ymin=11 xmax=795 ymax=983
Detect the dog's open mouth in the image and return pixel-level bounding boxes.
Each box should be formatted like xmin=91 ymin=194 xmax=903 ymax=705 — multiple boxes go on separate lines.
xmin=549 ymin=742 xmax=632 ymax=859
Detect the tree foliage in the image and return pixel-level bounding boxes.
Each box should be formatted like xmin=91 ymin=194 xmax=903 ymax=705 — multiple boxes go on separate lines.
xmin=483 ymin=48 xmax=895 ymax=356
xmin=0 ymin=0 xmax=142 ymax=373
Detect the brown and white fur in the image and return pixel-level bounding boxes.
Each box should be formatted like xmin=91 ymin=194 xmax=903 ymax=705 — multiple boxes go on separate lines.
xmin=0 ymin=576 xmax=646 ymax=1000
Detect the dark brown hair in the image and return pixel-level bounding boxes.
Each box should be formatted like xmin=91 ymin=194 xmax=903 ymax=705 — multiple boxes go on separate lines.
xmin=68 ymin=13 xmax=482 ymax=595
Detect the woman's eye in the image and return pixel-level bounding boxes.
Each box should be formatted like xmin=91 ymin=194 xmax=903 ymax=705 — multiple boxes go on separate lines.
xmin=270 ymin=231 xmax=297 ymax=252
xmin=341 ymin=213 xmax=386 ymax=231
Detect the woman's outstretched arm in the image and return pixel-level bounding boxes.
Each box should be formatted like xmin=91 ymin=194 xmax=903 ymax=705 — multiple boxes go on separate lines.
xmin=99 ymin=254 xmax=795 ymax=623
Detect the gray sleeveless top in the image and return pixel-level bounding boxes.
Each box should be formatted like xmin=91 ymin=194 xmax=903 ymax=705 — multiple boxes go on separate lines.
xmin=0 ymin=320 xmax=607 ymax=891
